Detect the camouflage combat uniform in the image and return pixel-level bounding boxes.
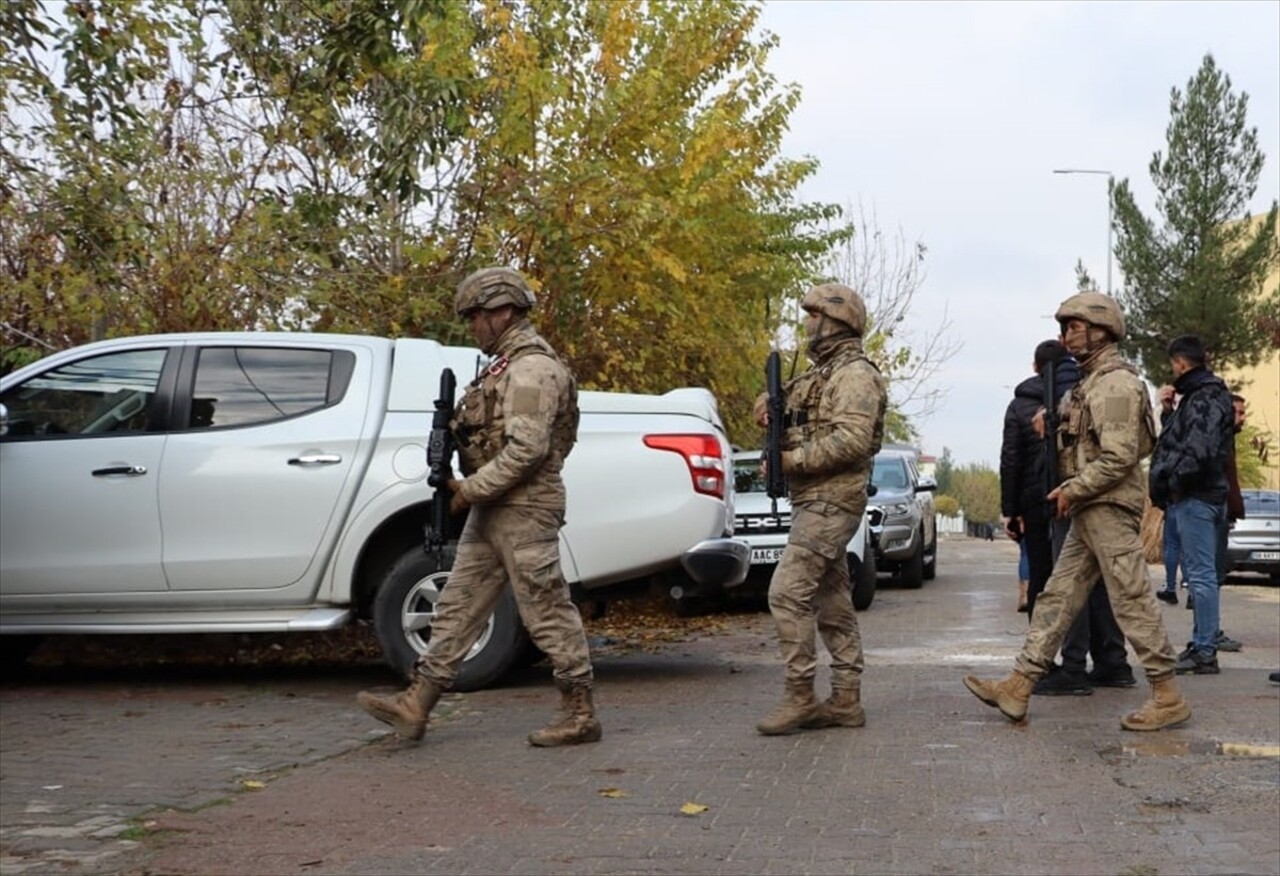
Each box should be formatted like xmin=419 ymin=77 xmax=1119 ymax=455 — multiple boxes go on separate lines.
xmin=756 ymin=283 xmax=888 ymax=736
xmin=770 ymin=336 xmax=887 ymax=693
xmin=417 ymin=319 xmax=593 ymax=690
xmin=1014 ymin=345 xmax=1178 ymax=681
xmin=965 ymin=291 xmax=1189 ymax=731
xmin=357 ymin=267 xmax=599 ymax=746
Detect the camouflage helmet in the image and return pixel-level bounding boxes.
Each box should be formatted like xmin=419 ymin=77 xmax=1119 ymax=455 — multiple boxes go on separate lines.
xmin=454 ymin=266 xmax=536 ymax=317
xmin=801 ymin=283 xmax=867 ymax=336
xmin=1054 ymin=291 xmax=1126 ymax=342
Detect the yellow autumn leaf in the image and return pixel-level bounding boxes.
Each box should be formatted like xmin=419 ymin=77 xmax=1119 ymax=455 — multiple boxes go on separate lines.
xmin=239 ymin=780 xmax=266 ymax=790
xmin=679 ymin=802 xmax=710 ymax=816
xmin=598 ymin=787 xmax=630 ymax=798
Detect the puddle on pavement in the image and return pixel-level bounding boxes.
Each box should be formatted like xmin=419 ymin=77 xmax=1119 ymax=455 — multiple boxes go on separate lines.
xmin=1099 ymin=739 xmax=1280 ymax=758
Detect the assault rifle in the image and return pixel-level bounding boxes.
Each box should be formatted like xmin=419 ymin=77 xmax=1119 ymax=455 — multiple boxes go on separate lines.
xmin=765 ymin=350 xmax=788 ymax=515
xmin=1042 ymin=356 xmax=1059 ymax=511
xmin=425 ymin=367 xmax=457 ymax=558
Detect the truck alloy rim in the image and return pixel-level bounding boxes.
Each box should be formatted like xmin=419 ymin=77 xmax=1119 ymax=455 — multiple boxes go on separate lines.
xmin=400 ymin=570 xmax=494 ymax=662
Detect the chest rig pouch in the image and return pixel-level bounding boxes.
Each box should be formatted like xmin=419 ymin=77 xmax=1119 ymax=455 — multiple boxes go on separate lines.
xmin=452 ymin=344 xmax=580 ymax=475
xmin=782 ymin=350 xmax=869 ymax=450
xmin=1056 ymin=359 xmax=1157 ymax=480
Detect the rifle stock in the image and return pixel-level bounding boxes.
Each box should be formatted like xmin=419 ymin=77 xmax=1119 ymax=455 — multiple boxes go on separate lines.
xmin=765 ymin=351 xmax=787 ymax=513
xmin=425 ymin=368 xmax=457 ymax=555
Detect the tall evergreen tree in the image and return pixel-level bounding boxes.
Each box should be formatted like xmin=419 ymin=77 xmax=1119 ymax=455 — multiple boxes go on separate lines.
xmin=1111 ymin=53 xmax=1279 ymax=383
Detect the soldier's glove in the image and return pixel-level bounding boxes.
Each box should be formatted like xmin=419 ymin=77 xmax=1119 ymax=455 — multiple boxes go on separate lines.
xmin=447 ymin=479 xmax=470 ymax=515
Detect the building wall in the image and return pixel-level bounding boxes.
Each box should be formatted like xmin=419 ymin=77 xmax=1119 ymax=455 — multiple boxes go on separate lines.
xmin=1221 ymin=212 xmax=1280 ymax=490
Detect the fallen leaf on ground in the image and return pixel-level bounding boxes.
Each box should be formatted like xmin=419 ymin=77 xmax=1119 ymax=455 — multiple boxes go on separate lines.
xmin=679 ymin=802 xmax=710 ymax=815
xmin=239 ymin=780 xmax=266 ymax=790
xmin=598 ymin=787 xmax=630 ymax=798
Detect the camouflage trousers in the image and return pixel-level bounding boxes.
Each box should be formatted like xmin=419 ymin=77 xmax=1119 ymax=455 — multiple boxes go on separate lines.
xmin=415 ymin=504 xmax=593 ymax=688
xmin=768 ymin=500 xmax=864 ymax=689
xmin=1015 ymin=502 xmax=1177 ymax=682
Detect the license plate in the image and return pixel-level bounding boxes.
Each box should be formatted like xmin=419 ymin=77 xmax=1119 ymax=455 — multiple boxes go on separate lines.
xmin=750 ymin=546 xmax=786 ymax=565
xmin=1251 ymin=550 xmax=1280 ymax=561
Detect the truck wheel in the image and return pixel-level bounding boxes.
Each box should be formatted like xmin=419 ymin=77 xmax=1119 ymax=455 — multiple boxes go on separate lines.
xmin=371 ymin=545 xmax=528 ymax=692
xmin=850 ymin=544 xmax=877 ymax=611
xmin=900 ymin=541 xmax=925 ymax=589
xmin=922 ymin=529 xmax=938 ymax=580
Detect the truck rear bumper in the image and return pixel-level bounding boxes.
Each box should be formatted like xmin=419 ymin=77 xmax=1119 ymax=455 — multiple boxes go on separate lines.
xmin=680 ymin=538 xmax=750 ymax=589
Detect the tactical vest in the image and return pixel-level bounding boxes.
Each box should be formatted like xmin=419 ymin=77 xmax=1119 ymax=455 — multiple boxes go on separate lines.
xmin=453 ymin=338 xmax=579 ymax=476
xmin=1057 ymin=356 xmax=1156 ymax=481
xmin=782 ymin=347 xmax=881 ymax=452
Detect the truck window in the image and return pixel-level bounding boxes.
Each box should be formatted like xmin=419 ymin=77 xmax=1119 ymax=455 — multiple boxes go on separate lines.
xmin=0 ymin=348 xmax=167 ymax=438
xmin=188 ymin=347 xmax=355 ymax=429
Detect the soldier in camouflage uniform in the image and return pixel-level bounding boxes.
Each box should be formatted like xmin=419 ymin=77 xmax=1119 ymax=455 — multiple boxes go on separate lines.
xmin=755 ymin=283 xmax=887 ymax=736
xmin=965 ymin=292 xmax=1191 ymax=732
xmin=357 ymin=267 xmax=601 ymax=747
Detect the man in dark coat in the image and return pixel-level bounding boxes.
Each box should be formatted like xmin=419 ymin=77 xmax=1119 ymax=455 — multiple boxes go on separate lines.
xmin=999 ymin=339 xmax=1134 ymax=694
xmin=1149 ymin=335 xmax=1235 ymax=675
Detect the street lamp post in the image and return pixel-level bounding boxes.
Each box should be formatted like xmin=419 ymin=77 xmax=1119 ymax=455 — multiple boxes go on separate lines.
xmin=1053 ymin=168 xmax=1114 ymax=295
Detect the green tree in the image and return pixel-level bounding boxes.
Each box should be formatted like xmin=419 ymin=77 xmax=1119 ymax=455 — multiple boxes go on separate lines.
xmin=934 ymin=446 xmax=955 ymax=496
xmin=1112 ymin=53 xmax=1280 ymax=384
xmin=933 ymin=493 xmax=961 ymax=518
xmin=2 ymin=0 xmax=845 ymax=441
xmin=949 ymin=462 xmax=1000 ymax=525
xmin=1074 ymin=258 xmax=1098 ymax=293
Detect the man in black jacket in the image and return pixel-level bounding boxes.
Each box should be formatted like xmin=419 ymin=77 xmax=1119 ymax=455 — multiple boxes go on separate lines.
xmin=1149 ymin=334 xmax=1234 ymax=675
xmin=999 ymin=339 xmax=1133 ymax=694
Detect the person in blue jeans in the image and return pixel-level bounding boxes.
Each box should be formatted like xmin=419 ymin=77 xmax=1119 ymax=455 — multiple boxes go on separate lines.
xmin=1148 ymin=335 xmax=1234 ymax=675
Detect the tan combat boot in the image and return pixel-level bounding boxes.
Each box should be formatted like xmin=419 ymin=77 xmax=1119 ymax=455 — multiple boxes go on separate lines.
xmin=356 ymin=675 xmax=442 ymax=741
xmin=1120 ymin=676 xmax=1191 ymax=731
xmin=528 ymin=681 xmax=603 ymax=747
xmin=963 ymin=671 xmax=1034 ymax=722
xmin=756 ymin=681 xmax=820 ymax=736
xmin=801 ymin=686 xmax=866 ymax=730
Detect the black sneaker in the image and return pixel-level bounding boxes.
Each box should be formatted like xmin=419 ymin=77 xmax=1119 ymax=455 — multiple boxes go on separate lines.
xmin=1270 ymin=671 xmax=1280 ymax=684
xmin=1088 ymin=665 xmax=1138 ymax=688
xmin=1033 ymin=668 xmax=1093 ymax=696
xmin=1156 ymin=590 xmax=1178 ymax=605
xmin=1175 ymin=650 xmax=1219 ymax=675
xmin=1214 ymin=630 xmax=1242 ymax=652
xmin=1177 ymin=642 xmax=1196 ymax=662
xmin=1185 ymin=592 xmax=1195 ymax=609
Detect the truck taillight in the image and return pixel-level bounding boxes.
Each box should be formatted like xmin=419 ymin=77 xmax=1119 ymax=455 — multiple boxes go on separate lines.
xmin=643 ymin=434 xmax=726 ymax=499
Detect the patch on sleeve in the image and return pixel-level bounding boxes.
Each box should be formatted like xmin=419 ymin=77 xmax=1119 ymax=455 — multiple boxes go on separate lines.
xmin=512 ymin=386 xmax=542 ymax=415
xmin=1104 ymin=396 xmax=1130 ymax=422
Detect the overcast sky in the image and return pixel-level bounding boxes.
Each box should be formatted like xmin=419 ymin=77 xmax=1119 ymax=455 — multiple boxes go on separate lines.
xmin=756 ymin=0 xmax=1280 ymax=468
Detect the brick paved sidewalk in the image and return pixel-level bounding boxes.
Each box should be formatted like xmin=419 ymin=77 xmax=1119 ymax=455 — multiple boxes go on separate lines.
xmin=2 ymin=539 xmax=1277 ymax=875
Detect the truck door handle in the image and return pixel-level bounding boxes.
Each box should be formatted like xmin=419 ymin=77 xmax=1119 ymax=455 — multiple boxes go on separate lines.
xmin=92 ymin=465 xmax=148 ymax=477
xmin=288 ymin=453 xmax=342 ymax=466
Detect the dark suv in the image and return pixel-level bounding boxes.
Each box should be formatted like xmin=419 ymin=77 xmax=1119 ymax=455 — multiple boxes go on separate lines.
xmin=867 ymin=447 xmax=937 ymax=588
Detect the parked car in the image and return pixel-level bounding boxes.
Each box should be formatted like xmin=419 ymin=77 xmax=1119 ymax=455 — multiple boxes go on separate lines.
xmin=0 ymin=332 xmax=749 ymax=687
xmin=1227 ymin=489 xmax=1280 ymax=583
xmin=729 ymin=450 xmax=876 ymax=610
xmin=866 ymin=446 xmax=937 ymax=589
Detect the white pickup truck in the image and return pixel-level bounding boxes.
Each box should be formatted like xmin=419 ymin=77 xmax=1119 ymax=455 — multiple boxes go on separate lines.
xmin=0 ymin=332 xmax=749 ymax=689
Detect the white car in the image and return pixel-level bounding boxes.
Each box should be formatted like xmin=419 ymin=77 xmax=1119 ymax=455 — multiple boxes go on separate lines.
xmin=731 ymin=450 xmax=876 ymax=610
